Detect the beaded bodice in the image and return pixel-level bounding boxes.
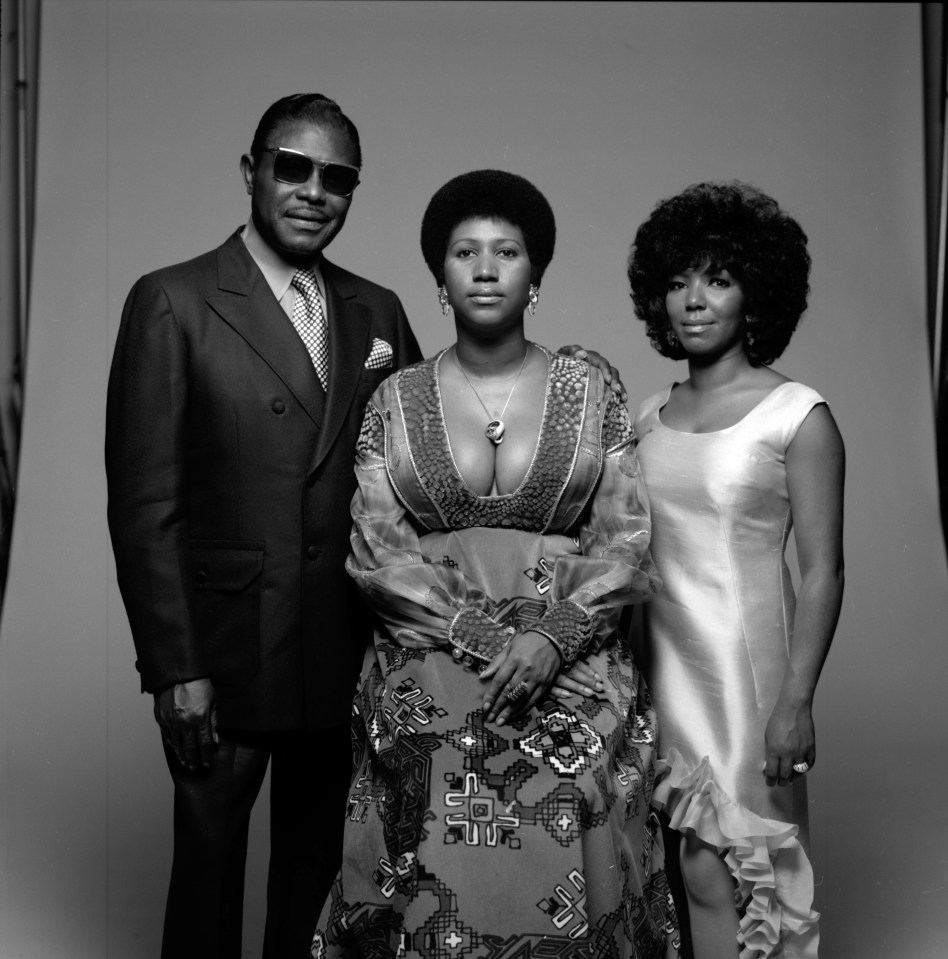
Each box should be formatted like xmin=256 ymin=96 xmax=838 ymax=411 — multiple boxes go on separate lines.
xmin=361 ymin=349 xmax=624 ymax=535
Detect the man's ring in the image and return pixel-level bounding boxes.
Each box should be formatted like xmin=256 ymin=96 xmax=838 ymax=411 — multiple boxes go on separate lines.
xmin=505 ymin=681 xmax=528 ymax=703
xmin=792 ymin=762 xmax=810 ymax=775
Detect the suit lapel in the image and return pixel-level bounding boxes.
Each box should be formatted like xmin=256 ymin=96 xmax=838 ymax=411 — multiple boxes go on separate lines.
xmin=312 ymin=259 xmax=372 ymax=470
xmin=205 ymin=232 xmax=325 ymax=428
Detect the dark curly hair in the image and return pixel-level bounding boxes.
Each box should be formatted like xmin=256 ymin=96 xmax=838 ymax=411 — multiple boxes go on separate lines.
xmin=250 ymin=93 xmax=361 ymax=168
xmin=420 ymin=170 xmax=556 ymax=287
xmin=627 ymin=181 xmax=810 ymax=366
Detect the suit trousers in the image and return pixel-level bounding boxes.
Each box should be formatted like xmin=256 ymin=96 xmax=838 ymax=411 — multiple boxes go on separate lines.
xmin=160 ymin=724 xmax=352 ymax=959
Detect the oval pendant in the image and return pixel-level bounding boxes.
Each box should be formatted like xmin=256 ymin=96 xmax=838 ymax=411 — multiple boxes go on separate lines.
xmin=485 ymin=420 xmax=505 ymax=444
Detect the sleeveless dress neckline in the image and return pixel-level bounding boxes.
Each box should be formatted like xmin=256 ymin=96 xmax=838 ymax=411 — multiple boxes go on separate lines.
xmin=656 ymin=379 xmax=797 ymax=436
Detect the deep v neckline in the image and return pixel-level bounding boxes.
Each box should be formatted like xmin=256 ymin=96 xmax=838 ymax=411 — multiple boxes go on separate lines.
xmin=434 ymin=346 xmax=552 ymax=499
xmin=391 ymin=352 xmax=594 ymax=533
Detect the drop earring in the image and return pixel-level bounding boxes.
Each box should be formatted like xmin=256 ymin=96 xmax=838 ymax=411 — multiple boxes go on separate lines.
xmin=438 ymin=286 xmax=450 ymax=316
xmin=745 ymin=314 xmax=757 ymax=347
xmin=527 ymin=285 xmax=539 ymax=316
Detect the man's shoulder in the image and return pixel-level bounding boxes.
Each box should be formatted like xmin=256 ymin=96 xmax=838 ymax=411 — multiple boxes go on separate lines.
xmin=321 ymin=258 xmax=399 ymax=303
xmin=133 ymin=231 xmax=245 ymax=293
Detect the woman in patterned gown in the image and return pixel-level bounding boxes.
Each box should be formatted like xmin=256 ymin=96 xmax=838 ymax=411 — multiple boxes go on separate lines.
xmin=627 ymin=182 xmax=845 ymax=959
xmin=312 ymin=170 xmax=679 ymax=959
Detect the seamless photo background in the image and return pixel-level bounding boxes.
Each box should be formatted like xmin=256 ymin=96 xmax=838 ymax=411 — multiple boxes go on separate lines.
xmin=0 ymin=3 xmax=944 ymax=957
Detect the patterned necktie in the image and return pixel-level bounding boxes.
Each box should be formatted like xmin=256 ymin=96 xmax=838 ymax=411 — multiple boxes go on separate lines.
xmin=290 ymin=269 xmax=329 ymax=390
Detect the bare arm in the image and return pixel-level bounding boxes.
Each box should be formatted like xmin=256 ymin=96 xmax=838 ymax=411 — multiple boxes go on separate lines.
xmin=764 ymin=404 xmax=845 ymax=786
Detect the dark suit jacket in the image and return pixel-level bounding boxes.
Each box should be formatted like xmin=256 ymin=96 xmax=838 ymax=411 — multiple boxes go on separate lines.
xmin=106 ymin=230 xmax=422 ymax=730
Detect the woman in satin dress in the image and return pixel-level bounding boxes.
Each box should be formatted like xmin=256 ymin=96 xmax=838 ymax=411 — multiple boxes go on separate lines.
xmin=312 ymin=170 xmax=680 ymax=958
xmin=627 ymin=182 xmax=845 ymax=959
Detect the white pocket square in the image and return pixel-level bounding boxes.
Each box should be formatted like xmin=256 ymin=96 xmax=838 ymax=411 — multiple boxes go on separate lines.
xmin=365 ymin=338 xmax=394 ymax=370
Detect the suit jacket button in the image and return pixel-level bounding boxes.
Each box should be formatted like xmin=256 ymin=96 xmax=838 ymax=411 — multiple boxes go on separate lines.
xmin=272 ymin=399 xmax=286 ymax=414
xmin=196 ymin=570 xmax=208 ymax=586
xmin=306 ymin=546 xmax=319 ymax=560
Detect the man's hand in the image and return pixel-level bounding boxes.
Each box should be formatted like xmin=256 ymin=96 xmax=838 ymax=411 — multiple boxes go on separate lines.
xmin=556 ymin=345 xmax=627 ymax=404
xmin=154 ymin=677 xmax=218 ymax=771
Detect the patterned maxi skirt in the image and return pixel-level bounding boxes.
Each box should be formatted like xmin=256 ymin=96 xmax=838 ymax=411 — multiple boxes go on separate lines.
xmin=312 ymin=529 xmax=679 ymax=959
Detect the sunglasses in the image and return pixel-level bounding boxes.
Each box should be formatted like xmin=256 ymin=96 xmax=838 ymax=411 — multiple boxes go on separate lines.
xmin=264 ymin=147 xmax=360 ymax=197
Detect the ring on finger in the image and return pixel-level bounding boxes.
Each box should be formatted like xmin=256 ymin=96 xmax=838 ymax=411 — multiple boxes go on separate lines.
xmin=505 ymin=680 xmax=528 ymax=703
xmin=792 ymin=761 xmax=810 ymax=775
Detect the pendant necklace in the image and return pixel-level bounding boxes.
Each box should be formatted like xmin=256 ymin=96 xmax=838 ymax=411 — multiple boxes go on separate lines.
xmin=454 ymin=344 xmax=531 ymax=445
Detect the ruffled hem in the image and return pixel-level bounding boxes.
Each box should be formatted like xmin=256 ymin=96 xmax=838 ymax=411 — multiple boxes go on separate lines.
xmin=653 ymin=749 xmax=819 ymax=959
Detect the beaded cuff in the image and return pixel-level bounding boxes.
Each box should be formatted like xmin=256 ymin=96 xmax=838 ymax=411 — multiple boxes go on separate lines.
xmin=532 ymin=600 xmax=595 ymax=666
xmin=601 ymin=393 xmax=635 ymax=451
xmin=448 ymin=607 xmax=516 ymax=667
xmin=356 ymin=405 xmax=386 ymax=459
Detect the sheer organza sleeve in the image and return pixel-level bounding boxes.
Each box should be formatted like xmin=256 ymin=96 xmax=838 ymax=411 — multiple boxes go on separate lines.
xmin=346 ymin=397 xmax=515 ymax=663
xmin=530 ymin=395 xmax=661 ymax=665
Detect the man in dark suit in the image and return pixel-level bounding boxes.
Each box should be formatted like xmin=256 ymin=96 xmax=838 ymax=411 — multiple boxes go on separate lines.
xmin=106 ymin=94 xmax=421 ymax=959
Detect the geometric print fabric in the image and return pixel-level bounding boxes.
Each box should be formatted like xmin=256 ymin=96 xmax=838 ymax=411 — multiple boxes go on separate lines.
xmin=312 ymin=355 xmax=679 ymax=958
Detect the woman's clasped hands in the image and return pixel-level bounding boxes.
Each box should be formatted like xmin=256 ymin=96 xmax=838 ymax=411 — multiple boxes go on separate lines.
xmin=479 ymin=633 xmax=605 ymax=724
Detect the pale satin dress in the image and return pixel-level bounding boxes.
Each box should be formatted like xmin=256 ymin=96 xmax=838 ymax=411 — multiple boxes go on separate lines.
xmin=633 ymin=381 xmax=825 ymax=959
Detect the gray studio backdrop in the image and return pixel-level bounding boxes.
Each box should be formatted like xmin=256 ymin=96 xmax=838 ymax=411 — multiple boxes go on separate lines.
xmin=1 ymin=2 xmax=944 ymax=957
